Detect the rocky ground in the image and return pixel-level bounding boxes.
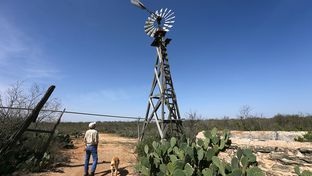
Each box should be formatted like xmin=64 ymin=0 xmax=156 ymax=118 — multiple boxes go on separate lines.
xmin=198 ymin=131 xmax=312 ymax=176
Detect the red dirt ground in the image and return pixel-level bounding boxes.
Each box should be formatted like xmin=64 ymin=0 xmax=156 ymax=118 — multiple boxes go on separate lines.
xmin=27 ymin=133 xmax=138 ymax=176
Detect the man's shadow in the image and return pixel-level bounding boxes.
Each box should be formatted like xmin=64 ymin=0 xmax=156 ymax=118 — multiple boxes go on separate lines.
xmin=96 ymin=166 xmax=129 ymax=176
xmin=57 ymin=161 xmax=110 ymax=168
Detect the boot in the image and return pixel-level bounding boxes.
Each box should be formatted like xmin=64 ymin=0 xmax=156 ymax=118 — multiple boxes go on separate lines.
xmin=90 ymin=172 xmax=94 ymax=176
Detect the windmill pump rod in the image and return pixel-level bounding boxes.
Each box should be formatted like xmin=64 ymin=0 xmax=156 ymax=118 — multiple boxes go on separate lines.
xmin=144 ymin=7 xmax=156 ymax=16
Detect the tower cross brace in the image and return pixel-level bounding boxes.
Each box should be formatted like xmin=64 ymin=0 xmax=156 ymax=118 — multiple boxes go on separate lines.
xmin=140 ymin=30 xmax=183 ymax=141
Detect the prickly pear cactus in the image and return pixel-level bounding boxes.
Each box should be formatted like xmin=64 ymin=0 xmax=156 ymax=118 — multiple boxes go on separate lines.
xmin=136 ymin=128 xmax=264 ymax=176
xmin=294 ymin=166 xmax=312 ymax=176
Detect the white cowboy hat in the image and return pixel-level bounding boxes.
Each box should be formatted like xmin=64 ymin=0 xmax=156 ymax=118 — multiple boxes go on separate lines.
xmin=88 ymin=122 xmax=96 ymax=129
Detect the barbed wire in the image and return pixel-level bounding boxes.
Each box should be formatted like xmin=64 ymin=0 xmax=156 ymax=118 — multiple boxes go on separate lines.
xmin=0 ymin=106 xmax=141 ymax=120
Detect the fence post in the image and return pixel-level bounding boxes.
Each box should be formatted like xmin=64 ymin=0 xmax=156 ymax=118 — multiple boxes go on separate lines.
xmin=37 ymin=108 xmax=66 ymax=161
xmin=137 ymin=117 xmax=141 ymax=141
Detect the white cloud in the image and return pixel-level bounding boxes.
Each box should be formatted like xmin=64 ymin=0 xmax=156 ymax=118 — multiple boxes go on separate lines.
xmin=99 ymin=89 xmax=131 ymax=101
xmin=0 ymin=16 xmax=61 ymax=81
xmin=0 ymin=17 xmax=30 ymax=64
xmin=25 ymin=68 xmax=61 ymax=79
xmin=76 ymin=88 xmax=132 ymax=103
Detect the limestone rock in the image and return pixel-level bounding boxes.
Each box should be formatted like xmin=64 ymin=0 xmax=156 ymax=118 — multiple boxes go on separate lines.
xmin=197 ymin=130 xmax=312 ymax=176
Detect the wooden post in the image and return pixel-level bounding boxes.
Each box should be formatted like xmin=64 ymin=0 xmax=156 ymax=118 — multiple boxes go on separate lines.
xmin=137 ymin=117 xmax=141 ymax=141
xmin=37 ymin=108 xmax=65 ymax=161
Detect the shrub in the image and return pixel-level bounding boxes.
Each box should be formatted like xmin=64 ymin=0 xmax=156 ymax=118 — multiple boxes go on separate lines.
xmin=295 ymin=131 xmax=312 ymax=142
xmin=55 ymin=132 xmax=74 ymax=149
xmin=0 ymin=132 xmax=72 ymax=175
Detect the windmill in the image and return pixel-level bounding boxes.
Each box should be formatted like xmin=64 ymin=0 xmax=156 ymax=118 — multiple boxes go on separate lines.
xmin=131 ymin=0 xmax=183 ymax=140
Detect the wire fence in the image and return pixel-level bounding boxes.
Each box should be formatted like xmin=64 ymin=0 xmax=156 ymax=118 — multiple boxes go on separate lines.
xmin=0 ymin=106 xmax=143 ymax=140
xmin=0 ymin=106 xmax=141 ymax=120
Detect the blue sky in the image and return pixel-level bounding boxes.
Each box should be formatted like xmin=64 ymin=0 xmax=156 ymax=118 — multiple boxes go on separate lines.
xmin=0 ymin=0 xmax=311 ymax=121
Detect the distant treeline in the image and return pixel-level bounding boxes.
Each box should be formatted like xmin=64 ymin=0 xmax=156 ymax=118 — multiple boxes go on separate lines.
xmin=193 ymin=114 xmax=312 ymax=131
xmin=57 ymin=121 xmax=141 ymax=138
xmin=57 ymin=114 xmax=312 ymax=139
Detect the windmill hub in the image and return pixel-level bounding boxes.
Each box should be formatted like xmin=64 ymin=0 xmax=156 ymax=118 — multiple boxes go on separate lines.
xmin=144 ymin=8 xmax=175 ymax=38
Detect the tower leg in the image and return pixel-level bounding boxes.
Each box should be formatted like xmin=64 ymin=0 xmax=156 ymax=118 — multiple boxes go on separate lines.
xmin=140 ymin=33 xmax=183 ymax=141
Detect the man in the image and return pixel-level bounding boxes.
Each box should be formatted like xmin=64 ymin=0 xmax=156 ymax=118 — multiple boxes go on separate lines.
xmin=84 ymin=122 xmax=99 ymax=176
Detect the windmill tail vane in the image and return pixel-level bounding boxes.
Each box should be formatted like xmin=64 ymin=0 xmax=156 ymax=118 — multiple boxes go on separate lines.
xmin=130 ymin=0 xmax=146 ymax=10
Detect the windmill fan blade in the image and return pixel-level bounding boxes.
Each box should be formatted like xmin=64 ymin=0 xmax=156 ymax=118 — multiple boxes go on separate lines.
xmin=165 ymin=16 xmax=175 ymax=21
xmin=145 ymin=20 xmax=154 ymax=25
xmin=163 ymin=27 xmax=169 ymax=32
xmin=165 ymin=12 xmax=175 ymax=19
xmin=164 ymin=24 xmax=173 ymax=28
xmin=144 ymin=25 xmax=154 ymax=31
xmin=162 ymin=8 xmax=168 ymax=18
xmin=147 ymin=17 xmax=156 ymax=22
xmin=150 ymin=28 xmax=157 ymax=37
xmin=145 ymin=23 xmax=153 ymax=28
xmin=145 ymin=24 xmax=154 ymax=29
xmin=130 ymin=0 xmax=146 ymax=9
xmin=150 ymin=14 xmax=157 ymax=21
xmin=155 ymin=10 xmax=159 ymax=16
xmin=144 ymin=25 xmax=153 ymax=30
xmin=163 ymin=9 xmax=172 ymax=18
xmin=152 ymin=15 xmax=157 ymax=21
xmin=146 ymin=30 xmax=152 ymax=36
xmin=147 ymin=28 xmax=154 ymax=36
xmin=165 ymin=20 xmax=175 ymax=24
xmin=145 ymin=28 xmax=153 ymax=35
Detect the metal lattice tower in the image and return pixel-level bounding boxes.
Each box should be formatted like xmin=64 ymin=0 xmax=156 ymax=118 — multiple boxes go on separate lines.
xmin=131 ymin=1 xmax=183 ymax=140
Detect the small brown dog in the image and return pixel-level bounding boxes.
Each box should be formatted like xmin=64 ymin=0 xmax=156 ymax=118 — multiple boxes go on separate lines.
xmin=110 ymin=156 xmax=120 ymax=176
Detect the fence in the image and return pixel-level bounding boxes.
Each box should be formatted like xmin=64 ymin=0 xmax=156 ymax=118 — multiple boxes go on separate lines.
xmin=0 ymin=105 xmax=142 ymax=138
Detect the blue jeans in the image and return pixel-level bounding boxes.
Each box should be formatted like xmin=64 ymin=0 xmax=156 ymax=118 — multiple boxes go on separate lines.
xmin=84 ymin=145 xmax=98 ymax=174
